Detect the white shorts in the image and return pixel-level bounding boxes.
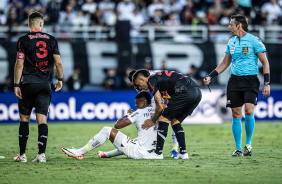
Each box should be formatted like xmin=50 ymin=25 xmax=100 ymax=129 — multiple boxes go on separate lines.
xmin=113 ymin=131 xmax=152 ymax=159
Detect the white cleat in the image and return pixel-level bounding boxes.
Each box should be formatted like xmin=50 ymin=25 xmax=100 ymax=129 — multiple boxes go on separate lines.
xmin=62 ymin=148 xmax=84 ymax=160
xmin=176 ymin=153 xmax=189 ymax=159
xmin=14 ymin=154 xmax=27 ymax=162
xmin=144 ymin=153 xmax=163 ymax=159
xmin=32 ymin=153 xmax=46 ymax=163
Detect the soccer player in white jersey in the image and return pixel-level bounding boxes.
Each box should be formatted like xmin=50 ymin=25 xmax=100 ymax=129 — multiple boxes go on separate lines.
xmin=62 ymin=92 xmax=160 ymax=159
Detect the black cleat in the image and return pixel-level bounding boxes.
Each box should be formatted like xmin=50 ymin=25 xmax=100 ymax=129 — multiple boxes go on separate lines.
xmin=243 ymin=145 xmax=252 ymax=156
xmin=231 ymin=149 xmax=243 ymax=157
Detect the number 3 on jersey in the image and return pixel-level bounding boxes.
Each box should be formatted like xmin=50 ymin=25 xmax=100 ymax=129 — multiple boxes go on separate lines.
xmin=36 ymin=41 xmax=48 ymax=59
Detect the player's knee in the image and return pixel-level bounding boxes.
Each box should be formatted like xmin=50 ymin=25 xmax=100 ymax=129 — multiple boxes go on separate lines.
xmin=101 ymin=126 xmax=112 ymax=138
xmin=245 ymin=108 xmax=254 ymax=115
xmin=158 ymin=116 xmax=170 ymax=123
xmin=231 ymin=109 xmax=241 ymax=118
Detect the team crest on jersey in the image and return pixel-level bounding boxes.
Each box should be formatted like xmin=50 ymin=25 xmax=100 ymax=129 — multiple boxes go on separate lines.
xmin=242 ymin=47 xmax=248 ymax=55
xmin=17 ymin=52 xmax=25 ymax=59
xmin=230 ymin=47 xmax=235 ymax=55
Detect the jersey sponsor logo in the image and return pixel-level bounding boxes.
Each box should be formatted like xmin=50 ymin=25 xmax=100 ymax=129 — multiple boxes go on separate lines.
xmin=17 ymin=52 xmax=25 ymax=59
xmin=230 ymin=47 xmax=235 ymax=55
xmin=226 ymin=100 xmax=231 ymax=105
xmin=28 ymin=33 xmax=50 ymax=39
xmin=143 ymin=112 xmax=154 ymax=117
xmin=242 ymin=47 xmax=248 ymax=55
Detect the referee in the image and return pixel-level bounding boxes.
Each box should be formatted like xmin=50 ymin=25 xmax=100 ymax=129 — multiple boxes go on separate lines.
xmin=13 ymin=12 xmax=63 ymax=162
xmin=203 ymin=14 xmax=270 ymax=157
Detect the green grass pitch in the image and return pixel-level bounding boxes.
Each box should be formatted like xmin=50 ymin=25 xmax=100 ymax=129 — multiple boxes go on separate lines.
xmin=0 ymin=122 xmax=281 ymax=184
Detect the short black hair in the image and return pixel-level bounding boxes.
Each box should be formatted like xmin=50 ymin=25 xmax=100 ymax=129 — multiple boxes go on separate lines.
xmin=28 ymin=11 xmax=44 ymax=26
xmin=132 ymin=69 xmax=150 ymax=82
xmin=128 ymin=69 xmax=136 ymax=82
xmin=135 ymin=92 xmax=151 ymax=105
xmin=230 ymin=14 xmax=248 ymax=31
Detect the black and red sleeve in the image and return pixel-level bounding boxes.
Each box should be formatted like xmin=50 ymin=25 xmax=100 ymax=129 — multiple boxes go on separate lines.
xmin=16 ymin=37 xmax=26 ymax=60
xmin=148 ymin=77 xmax=159 ymax=95
xmin=53 ymin=38 xmax=60 ymax=55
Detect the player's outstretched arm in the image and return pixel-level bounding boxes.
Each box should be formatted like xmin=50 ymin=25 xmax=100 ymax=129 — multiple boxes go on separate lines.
xmin=203 ymin=53 xmax=232 ymax=85
xmin=53 ymin=54 xmax=63 ymax=92
xmin=14 ymin=59 xmax=24 ymax=99
xmin=257 ymin=52 xmax=270 ymax=97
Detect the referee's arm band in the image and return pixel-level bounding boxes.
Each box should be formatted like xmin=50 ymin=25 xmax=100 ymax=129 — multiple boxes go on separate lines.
xmin=264 ymin=73 xmax=270 ymax=83
xmin=207 ymin=70 xmax=219 ymax=79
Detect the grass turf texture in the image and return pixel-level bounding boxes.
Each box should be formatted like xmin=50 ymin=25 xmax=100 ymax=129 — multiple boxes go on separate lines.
xmin=0 ymin=122 xmax=281 ymax=184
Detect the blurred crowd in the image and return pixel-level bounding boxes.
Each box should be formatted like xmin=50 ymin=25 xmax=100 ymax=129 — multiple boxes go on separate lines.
xmin=1 ymin=0 xmax=282 ymax=92
xmin=1 ymin=0 xmax=282 ymax=27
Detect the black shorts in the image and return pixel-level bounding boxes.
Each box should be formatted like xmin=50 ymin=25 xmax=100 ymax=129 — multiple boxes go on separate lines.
xmin=226 ymin=75 xmax=260 ymax=108
xmin=19 ymin=83 xmax=52 ymax=116
xmin=162 ymin=86 xmax=202 ymax=123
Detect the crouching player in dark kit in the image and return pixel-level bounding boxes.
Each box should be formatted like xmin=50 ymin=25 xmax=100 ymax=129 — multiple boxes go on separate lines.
xmin=133 ymin=69 xmax=202 ymax=159
xmin=13 ymin=12 xmax=63 ymax=162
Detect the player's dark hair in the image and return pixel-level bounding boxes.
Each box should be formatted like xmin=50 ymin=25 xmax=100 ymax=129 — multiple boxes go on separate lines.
xmin=230 ymin=14 xmax=248 ymax=31
xmin=132 ymin=69 xmax=150 ymax=82
xmin=128 ymin=69 xmax=136 ymax=82
xmin=28 ymin=11 xmax=44 ymax=26
xmin=135 ymin=92 xmax=151 ymax=105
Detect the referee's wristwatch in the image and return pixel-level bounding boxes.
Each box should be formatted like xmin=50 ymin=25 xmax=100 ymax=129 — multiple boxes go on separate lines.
xmin=264 ymin=82 xmax=270 ymax=86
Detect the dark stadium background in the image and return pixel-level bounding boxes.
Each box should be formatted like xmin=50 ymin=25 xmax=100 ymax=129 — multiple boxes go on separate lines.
xmin=0 ymin=0 xmax=282 ymax=123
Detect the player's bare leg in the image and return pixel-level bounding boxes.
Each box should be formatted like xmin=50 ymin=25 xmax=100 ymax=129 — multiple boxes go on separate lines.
xmin=231 ymin=107 xmax=243 ymax=157
xmin=62 ymin=127 xmax=119 ymax=159
xmin=32 ymin=113 xmax=48 ymax=162
xmin=14 ymin=113 xmax=30 ymax=162
xmin=171 ymin=119 xmax=189 ymax=159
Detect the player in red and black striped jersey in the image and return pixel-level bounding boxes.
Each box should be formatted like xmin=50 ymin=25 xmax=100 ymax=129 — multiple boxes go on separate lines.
xmin=13 ymin=12 xmax=63 ymax=163
xmin=133 ymin=69 xmax=202 ymax=159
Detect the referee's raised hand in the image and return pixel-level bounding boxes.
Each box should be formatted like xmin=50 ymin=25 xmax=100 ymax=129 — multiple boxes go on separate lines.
xmin=14 ymin=87 xmax=22 ymax=99
xmin=203 ymin=76 xmax=211 ymax=85
xmin=54 ymin=80 xmax=63 ymax=92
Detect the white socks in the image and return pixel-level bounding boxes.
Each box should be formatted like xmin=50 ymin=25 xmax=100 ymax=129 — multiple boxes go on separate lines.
xmin=78 ymin=126 xmax=112 ymax=155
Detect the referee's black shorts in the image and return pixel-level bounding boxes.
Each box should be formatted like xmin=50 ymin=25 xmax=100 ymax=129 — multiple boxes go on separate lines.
xmin=19 ymin=83 xmax=52 ymax=116
xmin=226 ymin=75 xmax=260 ymax=108
xmin=162 ymin=86 xmax=202 ymax=123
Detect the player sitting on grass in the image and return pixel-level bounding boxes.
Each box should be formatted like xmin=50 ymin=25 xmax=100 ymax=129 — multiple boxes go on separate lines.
xmin=128 ymin=69 xmax=179 ymax=158
xmin=62 ymin=92 xmax=161 ymax=159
